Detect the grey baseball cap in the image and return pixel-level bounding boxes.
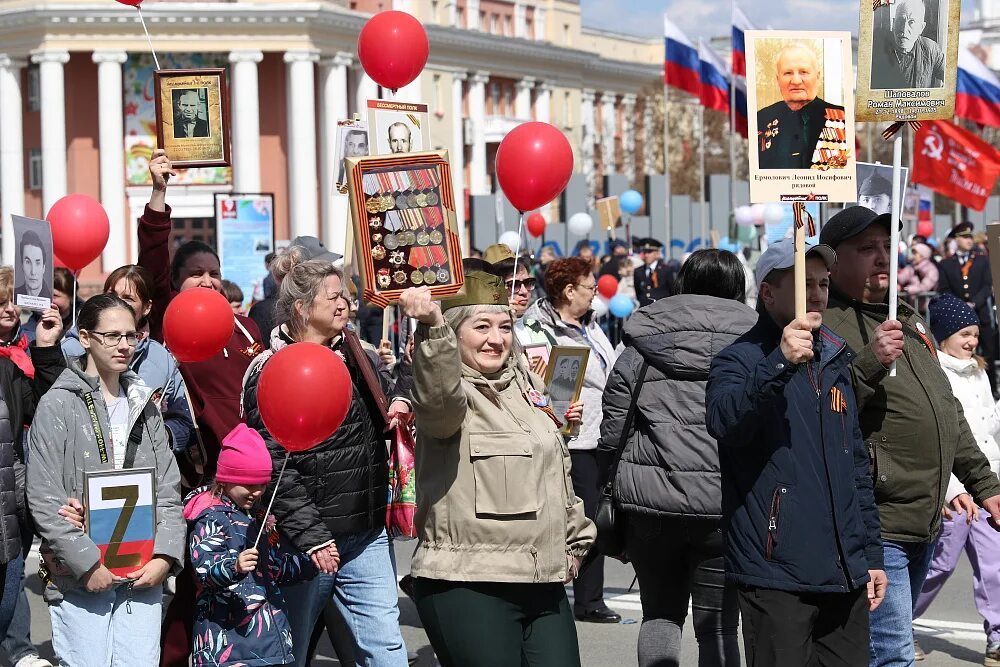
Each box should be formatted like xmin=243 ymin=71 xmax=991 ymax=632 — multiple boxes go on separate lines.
xmin=289 ymin=235 xmax=343 ymax=264
xmin=755 ymin=238 xmax=837 ymax=288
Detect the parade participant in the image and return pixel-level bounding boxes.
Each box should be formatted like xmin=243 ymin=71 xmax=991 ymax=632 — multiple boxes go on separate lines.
xmin=600 ymin=249 xmax=756 ymax=667
xmin=818 ymin=206 xmax=1000 ymax=667
xmin=519 ymin=257 xmax=618 ymax=623
xmin=242 ymin=251 xmax=410 ymax=667
xmin=598 ymin=240 xmax=630 ymax=278
xmin=706 ymin=239 xmax=886 ymax=665
xmin=399 ymin=275 xmax=594 ymax=666
xmin=912 ymin=295 xmax=1000 ymax=666
xmin=633 ymin=239 xmax=675 ymax=307
xmin=248 ymin=255 xmax=279 ymax=340
xmin=186 ymin=424 xmax=316 ymax=666
xmin=221 ymin=280 xmax=245 ymax=315
xmin=27 ymin=294 xmax=184 ymax=667
xmin=483 ymin=243 xmax=535 ymax=319
xmin=937 ymin=222 xmax=996 ymax=393
xmin=898 ymin=243 xmax=939 ymax=299
xmin=0 ymin=269 xmax=36 ymax=378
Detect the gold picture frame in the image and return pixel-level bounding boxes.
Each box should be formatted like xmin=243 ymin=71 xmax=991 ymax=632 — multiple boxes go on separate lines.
xmin=154 ymin=68 xmax=231 ymax=168
xmin=543 ymin=345 xmax=590 ymax=435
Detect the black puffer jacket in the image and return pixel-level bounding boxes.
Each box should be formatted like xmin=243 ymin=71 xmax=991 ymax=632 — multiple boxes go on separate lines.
xmin=598 ymin=294 xmax=758 ymax=519
xmin=243 ymin=329 xmax=396 ymax=552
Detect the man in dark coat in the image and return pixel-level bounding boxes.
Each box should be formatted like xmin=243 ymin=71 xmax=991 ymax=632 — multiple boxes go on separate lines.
xmin=172 ymin=89 xmax=210 ymax=139
xmin=633 ymin=238 xmax=675 ymax=307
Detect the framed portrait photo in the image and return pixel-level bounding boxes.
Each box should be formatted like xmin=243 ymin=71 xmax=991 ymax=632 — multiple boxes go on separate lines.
xmin=746 ymin=31 xmax=858 ymax=204
xmin=596 ymin=196 xmax=622 ymax=231
xmin=367 ymin=100 xmax=431 ymax=157
xmin=154 ymin=68 xmax=231 ymax=168
xmin=335 ymin=119 xmax=370 ymax=195
xmin=855 ymin=161 xmax=910 ymax=218
xmin=523 ymin=342 xmax=551 ymax=378
xmin=543 ymin=346 xmax=590 ymax=436
xmin=856 ymin=0 xmax=959 ymax=122
xmin=346 ymin=150 xmax=465 ymax=308
xmin=11 ymin=215 xmax=53 ymax=313
xmin=83 ymin=468 xmax=157 ymax=579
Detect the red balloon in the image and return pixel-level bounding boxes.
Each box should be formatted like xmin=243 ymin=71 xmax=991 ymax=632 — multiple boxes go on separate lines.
xmin=115 ymin=0 xmax=143 ymax=6
xmin=917 ymin=221 xmax=934 ymax=239
xmin=358 ymin=11 xmax=429 ymax=92
xmin=496 ymin=122 xmax=573 ymax=213
xmin=163 ymin=288 xmax=235 ymax=363
xmin=46 ymin=195 xmax=110 ymax=271
xmin=597 ymin=274 xmax=619 ymax=300
xmin=257 ymin=343 xmax=353 ymax=452
xmin=526 ymin=213 xmax=546 ymax=238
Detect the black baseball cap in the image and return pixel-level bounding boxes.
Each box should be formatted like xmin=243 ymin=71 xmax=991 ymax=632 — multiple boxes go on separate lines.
xmin=819 ymin=206 xmax=898 ymax=249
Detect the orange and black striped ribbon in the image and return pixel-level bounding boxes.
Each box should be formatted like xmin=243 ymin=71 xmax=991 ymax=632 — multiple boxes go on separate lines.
xmin=881 ymin=121 xmax=922 ymax=140
xmin=793 ymin=202 xmax=817 ymax=237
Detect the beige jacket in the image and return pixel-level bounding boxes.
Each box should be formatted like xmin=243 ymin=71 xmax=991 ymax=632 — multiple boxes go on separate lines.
xmin=409 ymin=324 xmax=595 ymax=584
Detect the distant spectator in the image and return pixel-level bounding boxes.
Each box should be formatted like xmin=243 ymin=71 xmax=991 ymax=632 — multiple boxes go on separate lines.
xmin=898 ymin=243 xmax=939 ymax=299
xmin=221 ymin=280 xmax=244 ymax=315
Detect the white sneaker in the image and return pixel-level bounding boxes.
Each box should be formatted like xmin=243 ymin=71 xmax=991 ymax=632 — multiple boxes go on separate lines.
xmin=14 ymin=656 xmax=54 ymax=667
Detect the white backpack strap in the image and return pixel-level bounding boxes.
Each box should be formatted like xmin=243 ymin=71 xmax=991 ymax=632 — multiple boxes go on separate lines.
xmin=239 ymin=349 xmax=273 ymax=419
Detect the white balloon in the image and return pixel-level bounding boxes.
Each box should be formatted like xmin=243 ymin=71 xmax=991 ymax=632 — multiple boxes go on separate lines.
xmin=592 ymin=295 xmax=609 ymax=318
xmin=568 ymin=212 xmax=594 ymax=237
xmin=498 ymin=231 xmax=521 ymax=253
xmin=763 ymin=203 xmax=785 ymax=225
xmin=734 ymin=205 xmax=754 ymax=227
xmin=750 ymin=204 xmax=766 ymax=224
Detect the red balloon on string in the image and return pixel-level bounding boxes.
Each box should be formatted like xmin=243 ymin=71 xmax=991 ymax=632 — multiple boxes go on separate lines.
xmin=917 ymin=221 xmax=934 ymax=239
xmin=496 ymin=122 xmax=574 ymax=214
xmin=597 ymin=274 xmax=619 ymax=300
xmin=526 ymin=213 xmax=546 ymax=238
xmin=357 ymin=11 xmax=429 ymax=92
xmin=115 ymin=0 xmax=143 ymax=6
xmin=257 ymin=342 xmax=353 ymax=452
xmin=46 ymin=195 xmax=111 ymax=272
xmin=163 ymin=288 xmax=235 ymax=363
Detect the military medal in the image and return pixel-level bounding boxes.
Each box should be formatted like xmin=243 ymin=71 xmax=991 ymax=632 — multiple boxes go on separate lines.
xmin=416 ymin=231 xmax=431 ymax=246
xmin=371 ymin=245 xmax=386 ymax=260
xmin=426 ymin=191 xmax=439 ymax=206
xmin=436 ymin=267 xmax=450 ymax=283
xmin=389 ymin=250 xmax=404 ymax=266
xmin=384 ymin=233 xmax=399 ymax=250
xmin=377 ymin=268 xmax=391 ymax=289
xmin=423 ymin=269 xmax=437 ymax=285
xmin=415 ymin=193 xmax=428 ymax=207
xmin=429 ymin=230 xmax=443 ymax=245
xmin=393 ymin=270 xmax=408 ymax=285
xmin=406 ymin=192 xmax=419 ymax=208
xmin=381 ymin=195 xmax=394 ymax=211
xmin=369 ymin=216 xmax=381 ymax=228
xmin=366 ymin=197 xmax=381 ymax=214
xmin=403 ymin=231 xmax=417 ymax=246
xmin=411 ymin=270 xmax=424 ymax=285
xmin=372 ymin=233 xmax=383 ymax=245
xmin=396 ymin=194 xmax=409 ymax=210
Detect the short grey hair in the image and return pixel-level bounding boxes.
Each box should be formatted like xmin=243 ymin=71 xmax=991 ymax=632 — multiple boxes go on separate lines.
xmin=443 ymin=304 xmax=511 ymax=331
xmin=275 ymin=259 xmax=345 ymax=339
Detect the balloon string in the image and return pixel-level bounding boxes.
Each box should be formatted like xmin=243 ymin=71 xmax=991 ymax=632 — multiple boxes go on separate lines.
xmin=510 ymin=212 xmax=525 ymax=302
xmin=254 ymin=451 xmax=289 ymax=549
xmin=136 ymin=7 xmax=161 ymax=71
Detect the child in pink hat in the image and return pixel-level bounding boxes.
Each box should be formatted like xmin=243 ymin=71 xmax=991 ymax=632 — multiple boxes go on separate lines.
xmin=184 ymin=424 xmax=316 ymax=666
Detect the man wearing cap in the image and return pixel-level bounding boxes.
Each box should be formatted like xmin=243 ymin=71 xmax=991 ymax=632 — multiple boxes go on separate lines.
xmin=819 ymin=206 xmax=1000 ymax=667
xmin=858 ymin=171 xmax=894 ymax=216
xmin=633 ymin=239 xmax=676 ymax=308
xmin=707 ymin=239 xmax=886 ymax=664
xmin=938 ymin=222 xmax=996 ymax=392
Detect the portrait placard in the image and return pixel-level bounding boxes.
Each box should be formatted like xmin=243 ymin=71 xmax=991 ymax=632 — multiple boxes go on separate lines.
xmin=596 ymin=196 xmax=622 ymax=231
xmin=346 ymin=150 xmax=465 ymax=307
xmin=335 ymin=119 xmax=370 ymax=195
xmin=523 ymin=342 xmax=551 ymax=378
xmin=11 ymin=215 xmax=53 ymax=312
xmin=746 ymin=31 xmax=857 ymax=203
xmin=154 ymin=68 xmax=231 ymax=168
xmin=367 ymin=100 xmax=431 ymax=157
xmin=855 ymin=162 xmax=910 ymax=218
xmin=543 ymin=346 xmax=590 ymax=436
xmin=83 ymin=468 xmax=157 ymax=579
xmin=856 ymin=0 xmax=959 ymax=122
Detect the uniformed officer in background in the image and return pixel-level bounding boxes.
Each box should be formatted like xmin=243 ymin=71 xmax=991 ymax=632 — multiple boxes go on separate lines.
xmin=632 ymin=238 xmax=676 ymax=307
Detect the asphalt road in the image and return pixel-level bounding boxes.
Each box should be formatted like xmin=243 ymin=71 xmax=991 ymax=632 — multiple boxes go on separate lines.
xmin=3 ymin=541 xmax=991 ymax=666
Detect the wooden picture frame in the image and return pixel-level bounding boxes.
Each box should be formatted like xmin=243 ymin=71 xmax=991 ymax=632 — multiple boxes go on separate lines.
xmin=543 ymin=345 xmax=590 ymax=435
xmin=523 ymin=342 xmax=551 ymax=378
xmin=597 ymin=196 xmax=622 ymax=231
xmin=154 ymin=68 xmax=231 ymax=168
xmin=346 ymin=150 xmax=465 ymax=308
xmin=83 ymin=468 xmax=157 ymax=579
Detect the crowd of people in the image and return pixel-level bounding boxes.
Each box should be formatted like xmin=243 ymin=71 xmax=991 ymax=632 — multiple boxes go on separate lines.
xmin=0 ymin=147 xmax=993 ymax=667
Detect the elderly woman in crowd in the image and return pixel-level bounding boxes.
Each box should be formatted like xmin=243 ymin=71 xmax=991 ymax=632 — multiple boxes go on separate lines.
xmin=398 ymin=273 xmax=594 ymax=666
xmin=898 ymin=242 xmax=939 ymax=298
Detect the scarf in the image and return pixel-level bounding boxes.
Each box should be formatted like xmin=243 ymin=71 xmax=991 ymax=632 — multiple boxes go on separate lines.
xmin=0 ymin=333 xmax=33 ymax=379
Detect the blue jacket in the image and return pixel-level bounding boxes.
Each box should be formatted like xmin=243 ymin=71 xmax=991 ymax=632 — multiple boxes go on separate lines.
xmin=185 ymin=488 xmax=316 ymax=666
xmin=62 ymin=328 xmax=194 ymax=454
xmin=706 ymin=315 xmax=883 ymax=594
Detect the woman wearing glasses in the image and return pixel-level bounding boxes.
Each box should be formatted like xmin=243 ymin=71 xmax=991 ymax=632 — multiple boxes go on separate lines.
xmin=518 ymin=257 xmax=620 ymax=623
xmin=26 ymin=294 xmax=184 ymax=666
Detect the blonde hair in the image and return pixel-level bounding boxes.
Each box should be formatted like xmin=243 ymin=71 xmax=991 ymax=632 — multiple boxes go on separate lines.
xmin=274 ymin=250 xmax=344 ymax=340
xmin=0 ymin=267 xmax=12 ymax=302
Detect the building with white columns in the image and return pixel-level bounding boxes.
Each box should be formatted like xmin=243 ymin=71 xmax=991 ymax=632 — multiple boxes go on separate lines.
xmin=0 ymin=0 xmax=660 ymax=288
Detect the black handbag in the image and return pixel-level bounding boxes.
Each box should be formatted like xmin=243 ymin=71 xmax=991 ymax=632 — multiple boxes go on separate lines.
xmin=593 ymin=361 xmax=648 ymax=562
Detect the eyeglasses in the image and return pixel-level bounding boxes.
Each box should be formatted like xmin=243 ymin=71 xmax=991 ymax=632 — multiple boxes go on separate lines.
xmin=87 ymin=331 xmax=139 ymax=347
xmin=574 ymin=283 xmax=599 ymax=293
xmin=504 ymin=277 xmax=537 ymax=293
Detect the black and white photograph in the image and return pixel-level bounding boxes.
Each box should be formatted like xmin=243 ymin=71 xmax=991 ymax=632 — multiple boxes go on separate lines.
xmin=154 ymin=68 xmax=231 ymax=168
xmin=335 ymin=119 xmax=370 ymax=195
xmin=870 ymin=0 xmax=948 ymax=90
xmin=171 ymin=88 xmax=211 ymax=139
xmin=12 ymin=214 xmax=53 ymax=312
xmin=543 ymin=346 xmax=589 ymax=434
xmin=855 ymin=162 xmax=910 ymax=218
xmin=366 ymin=100 xmax=430 ymax=158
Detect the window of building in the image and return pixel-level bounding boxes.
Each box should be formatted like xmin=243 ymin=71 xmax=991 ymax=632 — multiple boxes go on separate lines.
xmin=433 ymin=73 xmax=444 ymax=117
xmin=480 ymin=10 xmax=486 ymax=30
xmin=27 ymin=67 xmax=40 ymax=112
xmin=457 ymin=7 xmax=465 ymax=27
xmin=431 ymin=0 xmax=438 ymax=21
xmin=170 ymin=217 xmax=216 ymax=249
xmin=563 ymin=91 xmax=572 ymax=128
xmin=526 ymin=18 xmax=533 ymax=38
xmin=491 ymin=14 xmax=499 ymax=34
xmin=28 ymin=150 xmax=41 ymax=190
xmin=503 ymin=85 xmax=513 ymax=115
xmin=563 ymin=23 xmax=571 ymax=46
xmin=505 ymin=15 xmax=512 ymax=36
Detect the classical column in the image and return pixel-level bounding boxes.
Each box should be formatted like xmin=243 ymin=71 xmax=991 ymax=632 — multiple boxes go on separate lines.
xmin=31 ymin=49 xmax=69 ymax=215
xmin=534 ymin=81 xmax=552 ymax=123
xmin=320 ymin=52 xmax=352 ymax=254
xmin=515 ymin=76 xmax=535 ymax=120
xmin=642 ymin=99 xmax=654 ymax=175
xmin=622 ymin=93 xmax=637 ymax=182
xmin=467 ymin=0 xmax=480 ymax=29
xmin=0 ymin=56 xmax=25 ymax=265
xmin=469 ymin=71 xmax=489 ymax=195
xmin=284 ymin=50 xmax=320 ymax=239
xmin=601 ymin=92 xmax=617 ymax=174
xmin=92 ymin=50 xmax=128 ymax=271
xmin=451 ymin=71 xmax=468 ymax=251
xmin=353 ymin=68 xmax=378 ymax=118
xmin=581 ymin=89 xmax=597 ymax=207
xmin=229 ymin=50 xmax=264 ymax=194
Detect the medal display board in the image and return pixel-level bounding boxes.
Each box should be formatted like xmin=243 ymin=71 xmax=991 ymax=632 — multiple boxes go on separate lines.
xmin=346 ymin=151 xmax=465 ymax=307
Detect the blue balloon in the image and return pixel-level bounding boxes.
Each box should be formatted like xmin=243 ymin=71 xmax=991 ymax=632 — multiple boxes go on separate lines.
xmin=620 ymin=190 xmax=643 ymax=215
xmin=609 ymin=294 xmax=634 ymax=318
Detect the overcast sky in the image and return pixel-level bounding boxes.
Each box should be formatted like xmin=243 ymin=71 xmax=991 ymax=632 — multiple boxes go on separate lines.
xmin=579 ymin=0 xmax=980 ymax=42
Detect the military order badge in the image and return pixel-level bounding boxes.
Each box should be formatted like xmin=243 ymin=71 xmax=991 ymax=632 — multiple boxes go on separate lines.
xmin=745 ymin=31 xmax=858 ymax=203
xmin=856 ymin=0 xmax=959 ymax=123
xmin=154 ymin=69 xmax=231 ymax=168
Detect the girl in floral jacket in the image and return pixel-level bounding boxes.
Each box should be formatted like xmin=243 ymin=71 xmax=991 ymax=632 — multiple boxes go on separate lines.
xmin=186 ymin=424 xmax=315 ymax=666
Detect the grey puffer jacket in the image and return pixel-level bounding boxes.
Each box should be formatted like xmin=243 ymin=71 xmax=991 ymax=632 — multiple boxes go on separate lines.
xmin=0 ymin=382 xmax=18 ymax=564
xmin=598 ymin=294 xmax=757 ymax=518
xmin=27 ymin=363 xmax=184 ymax=600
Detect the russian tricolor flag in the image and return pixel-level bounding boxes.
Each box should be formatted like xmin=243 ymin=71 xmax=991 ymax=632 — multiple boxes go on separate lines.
xmin=88 ymin=471 xmax=156 ymax=578
xmin=664 ymin=16 xmax=701 ymax=97
xmin=732 ymin=7 xmax=754 ymax=78
xmin=734 ymin=78 xmax=749 ymax=138
xmin=698 ymin=40 xmax=730 ymax=113
xmin=956 ymin=48 xmax=1000 ymax=129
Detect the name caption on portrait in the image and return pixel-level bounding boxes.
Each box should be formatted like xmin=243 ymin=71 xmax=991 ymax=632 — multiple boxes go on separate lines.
xmin=866 ymin=90 xmax=947 ymax=120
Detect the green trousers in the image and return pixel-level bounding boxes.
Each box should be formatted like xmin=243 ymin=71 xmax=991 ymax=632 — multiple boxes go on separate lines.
xmin=413 ymin=578 xmax=582 ymax=667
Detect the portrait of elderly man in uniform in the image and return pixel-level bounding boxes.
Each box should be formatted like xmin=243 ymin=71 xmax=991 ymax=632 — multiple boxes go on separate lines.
xmin=756 ymin=44 xmax=845 ymax=170
xmin=337 ymin=128 xmax=369 ymax=186
xmin=388 ymin=122 xmax=412 ymax=154
xmin=871 ymin=0 xmax=946 ymax=89
xmin=172 ymin=88 xmax=210 ymax=139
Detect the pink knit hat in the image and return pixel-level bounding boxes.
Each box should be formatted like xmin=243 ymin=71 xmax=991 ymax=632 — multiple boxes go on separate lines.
xmin=216 ymin=424 xmax=272 ymax=485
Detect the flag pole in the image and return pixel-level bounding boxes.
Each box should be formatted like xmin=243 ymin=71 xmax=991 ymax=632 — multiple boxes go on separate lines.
xmin=888 ymin=135 xmax=903 ymax=378
xmin=729 ymin=0 xmax=737 ymax=215
xmin=699 ymin=103 xmax=708 ymax=248
xmin=663 ymin=13 xmax=672 ymax=257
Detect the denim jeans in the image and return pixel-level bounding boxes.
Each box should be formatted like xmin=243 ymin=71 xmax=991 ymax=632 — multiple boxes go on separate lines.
xmin=0 ymin=554 xmax=23 ymax=638
xmin=869 ymin=540 xmax=935 ymax=667
xmin=49 ymin=583 xmax=162 ymax=667
xmin=284 ymin=528 xmax=407 ymax=667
